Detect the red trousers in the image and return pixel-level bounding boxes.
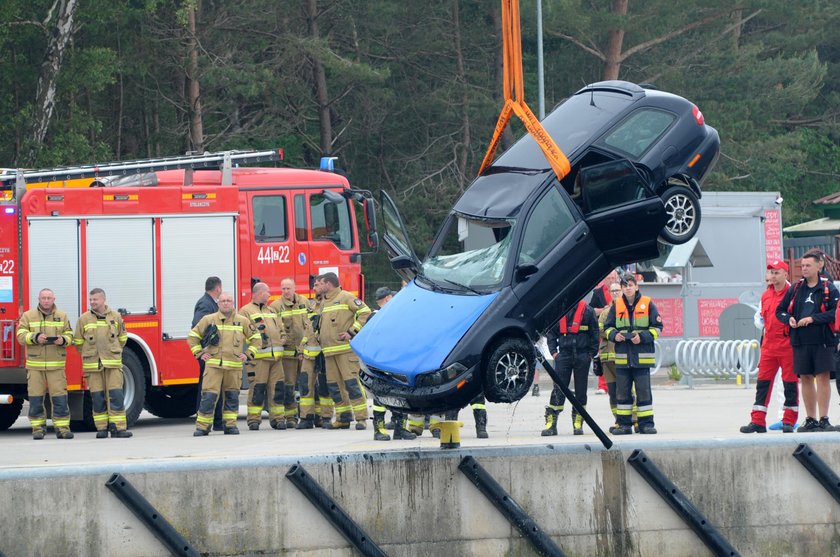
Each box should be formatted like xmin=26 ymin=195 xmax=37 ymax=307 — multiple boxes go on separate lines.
xmin=750 ymin=349 xmax=798 ymax=427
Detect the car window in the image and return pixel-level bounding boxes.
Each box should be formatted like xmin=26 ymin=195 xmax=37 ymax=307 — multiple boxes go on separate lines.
xmin=310 ymin=193 xmax=353 ymax=250
xmin=518 ymin=186 xmax=576 ymax=265
xmin=580 ymin=159 xmax=651 ymax=214
xmin=600 ymin=108 xmax=676 ymax=158
xmin=252 ymin=195 xmax=287 ymax=242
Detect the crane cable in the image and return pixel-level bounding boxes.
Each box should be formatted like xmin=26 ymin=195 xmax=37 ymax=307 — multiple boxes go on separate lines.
xmin=478 ymin=0 xmax=571 ymax=180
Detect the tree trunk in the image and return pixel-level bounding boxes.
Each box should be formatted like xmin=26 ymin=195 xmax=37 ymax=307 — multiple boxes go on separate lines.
xmin=491 ymin=3 xmax=515 ymax=150
xmin=731 ymin=9 xmax=742 ymax=50
xmin=603 ymin=0 xmax=628 ymax=81
xmin=306 ymin=0 xmax=332 ymax=156
xmin=186 ymin=2 xmax=204 ymax=153
xmin=452 ymin=0 xmax=470 ymax=191
xmin=24 ymin=0 xmax=79 ymax=165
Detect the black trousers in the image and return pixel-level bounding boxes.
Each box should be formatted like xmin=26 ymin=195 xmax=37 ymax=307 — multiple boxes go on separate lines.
xmin=549 ymin=351 xmax=591 ymax=419
xmin=196 ymin=360 xmax=224 ymax=427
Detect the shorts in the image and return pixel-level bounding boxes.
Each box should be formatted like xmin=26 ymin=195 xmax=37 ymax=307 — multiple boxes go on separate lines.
xmin=792 ymin=344 xmax=835 ymax=376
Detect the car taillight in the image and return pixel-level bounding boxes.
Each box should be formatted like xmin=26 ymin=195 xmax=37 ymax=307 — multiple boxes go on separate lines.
xmin=692 ymin=105 xmax=704 ymax=126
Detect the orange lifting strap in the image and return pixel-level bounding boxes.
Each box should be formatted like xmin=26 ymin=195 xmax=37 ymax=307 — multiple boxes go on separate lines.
xmin=478 ymin=0 xmax=571 ymax=180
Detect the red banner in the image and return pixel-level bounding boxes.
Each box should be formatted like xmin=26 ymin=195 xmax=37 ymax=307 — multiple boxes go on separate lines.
xmin=654 ymin=298 xmax=683 ymax=337
xmin=765 ymin=209 xmax=782 ymax=261
xmin=698 ymin=298 xmax=738 ymax=337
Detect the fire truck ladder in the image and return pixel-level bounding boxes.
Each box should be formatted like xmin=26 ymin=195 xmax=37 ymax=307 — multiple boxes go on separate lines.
xmin=0 ymin=148 xmax=285 ymax=199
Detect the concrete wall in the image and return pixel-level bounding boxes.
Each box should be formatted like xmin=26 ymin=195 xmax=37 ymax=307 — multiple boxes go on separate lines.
xmin=2 ymin=437 xmax=840 ymax=556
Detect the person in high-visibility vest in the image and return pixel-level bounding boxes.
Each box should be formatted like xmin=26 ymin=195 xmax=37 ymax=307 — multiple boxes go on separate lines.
xmin=271 ymin=278 xmax=311 ymax=428
xmin=240 ymin=282 xmax=286 ymax=430
xmin=542 ymin=300 xmax=599 ymax=436
xmin=188 ymin=292 xmax=258 ymax=436
xmin=604 ymin=274 xmax=663 ymax=435
xmin=73 ymin=288 xmax=132 ymax=438
xmin=296 ymin=276 xmax=331 ymax=429
xmin=318 ymin=272 xmax=371 ymax=429
xmin=16 ymin=288 xmax=75 ymax=440
xmin=597 ymin=283 xmax=623 ymax=424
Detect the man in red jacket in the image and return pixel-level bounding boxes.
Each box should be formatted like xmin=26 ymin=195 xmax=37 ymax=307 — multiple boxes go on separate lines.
xmin=740 ymin=260 xmax=798 ymax=433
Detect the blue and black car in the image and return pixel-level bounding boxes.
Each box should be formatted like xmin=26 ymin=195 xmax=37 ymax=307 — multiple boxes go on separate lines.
xmin=352 ymin=81 xmax=720 ymax=414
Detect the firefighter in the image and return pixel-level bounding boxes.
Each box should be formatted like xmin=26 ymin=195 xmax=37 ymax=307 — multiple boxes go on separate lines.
xmin=296 ymin=276 xmax=330 ymax=429
xmin=271 ymin=277 xmax=310 ymax=428
xmin=319 ymin=272 xmax=371 ymax=429
xmin=597 ymin=283 xmax=623 ymax=425
xmin=542 ymin=299 xmax=599 ymax=436
xmin=370 ymin=286 xmax=417 ymax=441
xmin=604 ymin=273 xmax=663 ymax=435
xmin=740 ymin=260 xmax=797 ymax=433
xmin=240 ymin=282 xmax=287 ymax=430
xmin=16 ymin=288 xmax=75 ymax=440
xmin=188 ymin=292 xmax=257 ymax=436
xmin=73 ymin=288 xmax=132 ymax=438
xmin=192 ymin=276 xmax=225 ymax=430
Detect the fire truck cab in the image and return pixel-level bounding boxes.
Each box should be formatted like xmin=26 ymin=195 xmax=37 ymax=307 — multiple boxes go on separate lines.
xmin=0 ymin=150 xmax=376 ymax=430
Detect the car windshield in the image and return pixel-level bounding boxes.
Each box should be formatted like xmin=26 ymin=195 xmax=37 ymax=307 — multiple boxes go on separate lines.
xmin=421 ymin=214 xmax=515 ymax=292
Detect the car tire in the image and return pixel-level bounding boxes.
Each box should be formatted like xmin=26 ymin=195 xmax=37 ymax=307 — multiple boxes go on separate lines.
xmin=0 ymin=397 xmax=23 ymax=430
xmin=659 ymin=185 xmax=701 ymax=245
xmin=144 ymin=385 xmax=198 ymax=419
xmin=482 ymin=337 xmax=535 ymax=403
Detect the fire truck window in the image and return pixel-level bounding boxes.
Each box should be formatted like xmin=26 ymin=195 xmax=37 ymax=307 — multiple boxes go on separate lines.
xmin=294 ymin=194 xmax=308 ymax=241
xmin=310 ymin=193 xmax=353 ymax=250
xmin=253 ymin=195 xmax=288 ymax=242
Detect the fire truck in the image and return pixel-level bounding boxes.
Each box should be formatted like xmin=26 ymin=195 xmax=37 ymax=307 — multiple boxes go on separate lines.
xmin=0 ymin=149 xmax=377 ymax=430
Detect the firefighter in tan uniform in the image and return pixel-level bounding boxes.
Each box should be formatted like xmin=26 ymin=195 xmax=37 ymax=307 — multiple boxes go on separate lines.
xmin=319 ymin=272 xmax=371 ymax=429
xmin=240 ymin=282 xmax=287 ymax=430
xmin=296 ymin=276 xmax=333 ymax=429
xmin=188 ymin=292 xmax=258 ymax=436
xmin=16 ymin=288 xmax=74 ymax=439
xmin=73 ymin=288 xmax=132 ymax=438
xmin=271 ymin=278 xmax=310 ymax=428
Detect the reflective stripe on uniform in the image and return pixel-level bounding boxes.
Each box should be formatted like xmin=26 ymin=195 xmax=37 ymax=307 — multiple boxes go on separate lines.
xmin=247 ymin=406 xmax=263 ymax=415
xmin=222 ymin=412 xmax=238 ymax=421
xmin=372 ymin=405 xmax=386 ymax=412
xmin=352 ymin=403 xmax=367 ymax=412
xmin=471 ymin=403 xmax=486 ymax=410
xmin=82 ymin=362 xmax=100 ymax=370
xmin=196 ymin=415 xmax=214 ymax=424
xmin=101 ymin=359 xmax=122 ymax=367
xmin=25 ymin=360 xmax=65 ymax=368
xmin=636 ymin=405 xmax=654 ymax=417
xmin=322 ymin=344 xmax=351 ymax=355
xmin=322 ymin=305 xmax=349 ymax=313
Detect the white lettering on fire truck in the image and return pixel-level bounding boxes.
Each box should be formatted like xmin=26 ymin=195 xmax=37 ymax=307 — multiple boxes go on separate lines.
xmin=257 ymin=245 xmax=290 ymax=264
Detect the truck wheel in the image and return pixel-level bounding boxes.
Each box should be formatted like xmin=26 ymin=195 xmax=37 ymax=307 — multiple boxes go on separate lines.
xmin=122 ymin=350 xmax=146 ymax=427
xmin=144 ymin=385 xmax=198 ymax=419
xmin=482 ymin=337 xmax=535 ymax=403
xmin=0 ymin=397 xmax=23 ymax=431
xmin=659 ymin=185 xmax=701 ymax=245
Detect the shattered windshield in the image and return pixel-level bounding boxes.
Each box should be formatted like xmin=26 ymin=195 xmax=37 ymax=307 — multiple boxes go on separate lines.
xmin=421 ymin=214 xmax=515 ymax=292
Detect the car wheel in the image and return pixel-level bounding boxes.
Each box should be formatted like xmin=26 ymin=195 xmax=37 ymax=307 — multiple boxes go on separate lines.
xmin=482 ymin=337 xmax=535 ymax=403
xmin=144 ymin=385 xmax=198 ymax=418
xmin=659 ymin=185 xmax=701 ymax=245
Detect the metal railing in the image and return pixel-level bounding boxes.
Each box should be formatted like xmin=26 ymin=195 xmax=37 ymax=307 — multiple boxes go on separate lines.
xmin=674 ymin=339 xmax=760 ymax=387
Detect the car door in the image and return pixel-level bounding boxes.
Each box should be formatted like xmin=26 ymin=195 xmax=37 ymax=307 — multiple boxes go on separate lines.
xmin=579 ymin=158 xmax=666 ymax=266
xmin=380 ymin=191 xmax=420 ymax=283
xmin=511 ymin=182 xmax=610 ymax=334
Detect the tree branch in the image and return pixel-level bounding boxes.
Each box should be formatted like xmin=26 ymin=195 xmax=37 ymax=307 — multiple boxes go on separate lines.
xmin=619 ymin=11 xmax=729 ymax=62
xmin=545 ymin=30 xmax=605 ymax=61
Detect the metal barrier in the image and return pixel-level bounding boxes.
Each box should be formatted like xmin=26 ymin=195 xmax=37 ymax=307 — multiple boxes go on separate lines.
xmin=674 ymin=339 xmax=760 ymax=387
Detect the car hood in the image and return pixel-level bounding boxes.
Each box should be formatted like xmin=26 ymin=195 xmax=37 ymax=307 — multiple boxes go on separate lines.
xmin=351 ymin=280 xmax=498 ymax=375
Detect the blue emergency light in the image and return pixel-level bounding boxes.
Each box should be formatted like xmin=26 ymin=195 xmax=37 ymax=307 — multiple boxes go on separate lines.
xmin=320 ymin=157 xmax=338 ymax=172
xmin=3 ymin=207 xmax=14 ymax=215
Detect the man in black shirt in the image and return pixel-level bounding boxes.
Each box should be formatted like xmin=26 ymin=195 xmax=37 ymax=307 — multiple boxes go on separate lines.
xmin=776 ymin=252 xmax=839 ymax=432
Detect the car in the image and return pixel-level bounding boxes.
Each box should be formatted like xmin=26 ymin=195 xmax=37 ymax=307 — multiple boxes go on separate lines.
xmin=352 ymin=80 xmax=720 ymax=414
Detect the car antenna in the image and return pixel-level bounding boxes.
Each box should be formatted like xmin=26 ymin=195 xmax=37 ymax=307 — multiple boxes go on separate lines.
xmin=590 ymin=88 xmax=596 ymax=107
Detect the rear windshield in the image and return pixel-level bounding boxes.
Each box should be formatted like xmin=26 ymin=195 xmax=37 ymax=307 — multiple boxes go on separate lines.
xmin=496 ymin=91 xmax=634 ymax=169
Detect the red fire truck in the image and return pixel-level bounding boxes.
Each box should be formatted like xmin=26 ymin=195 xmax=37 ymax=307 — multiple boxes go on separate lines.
xmin=0 ymin=150 xmax=377 ymax=430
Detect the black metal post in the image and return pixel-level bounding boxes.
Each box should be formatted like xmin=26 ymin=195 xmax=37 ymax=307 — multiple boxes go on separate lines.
xmin=628 ymin=450 xmax=740 ymax=557
xmin=793 ymin=443 xmax=840 ymax=505
xmin=535 ymin=351 xmax=612 ymax=449
xmin=459 ymin=456 xmax=566 ymax=557
xmin=285 ymin=464 xmax=387 ymax=557
xmin=105 ymin=473 xmax=200 ymax=557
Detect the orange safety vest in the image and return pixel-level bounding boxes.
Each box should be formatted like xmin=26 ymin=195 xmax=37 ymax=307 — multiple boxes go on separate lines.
xmin=559 ymin=301 xmax=587 ymax=335
xmin=614 ymin=295 xmax=652 ymax=331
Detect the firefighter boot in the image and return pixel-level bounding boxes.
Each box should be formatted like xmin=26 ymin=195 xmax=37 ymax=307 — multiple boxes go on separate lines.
xmin=111 ymin=429 xmax=133 ymax=438
xmin=326 ymin=412 xmax=352 ymax=430
xmin=573 ymin=410 xmax=584 ymax=436
xmin=393 ymin=416 xmax=418 ymax=440
xmin=32 ymin=429 xmax=45 ymax=440
xmin=373 ymin=411 xmax=390 ymax=441
xmin=541 ymin=407 xmax=559 ymax=437
xmin=296 ymin=415 xmax=315 ymax=429
xmin=474 ymin=408 xmax=489 ymax=439
xmin=407 ymin=416 xmax=425 ymax=437
xmin=52 ymin=395 xmax=73 ymax=439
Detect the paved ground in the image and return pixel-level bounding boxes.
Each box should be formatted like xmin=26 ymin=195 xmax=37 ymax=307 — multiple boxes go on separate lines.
xmin=3 ymin=374 xmax=829 ymax=472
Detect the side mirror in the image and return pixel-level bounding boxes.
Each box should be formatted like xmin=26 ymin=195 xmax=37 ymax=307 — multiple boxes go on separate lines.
xmin=322 ymin=189 xmax=345 ymax=204
xmin=364 ymin=197 xmax=378 ymax=249
xmin=390 ymin=255 xmax=416 ymax=271
xmin=515 ymin=264 xmax=538 ymax=281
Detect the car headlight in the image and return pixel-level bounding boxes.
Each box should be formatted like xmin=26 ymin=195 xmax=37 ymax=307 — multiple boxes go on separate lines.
xmin=415 ymin=362 xmax=468 ymax=387
xmin=442 ymin=362 xmax=467 ymax=381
